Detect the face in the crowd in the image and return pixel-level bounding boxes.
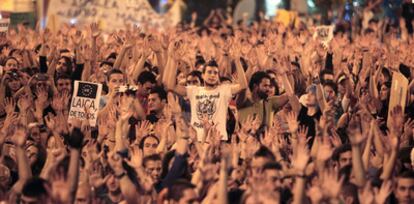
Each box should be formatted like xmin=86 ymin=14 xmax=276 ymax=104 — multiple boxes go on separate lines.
xmin=29 ymin=127 xmax=41 ymax=144
xmin=56 ymin=58 xmax=69 ymax=73
xmin=142 ymin=136 xmax=159 ymax=156
xmin=139 ymin=81 xmax=156 ymax=96
xmin=144 ymin=160 xmax=162 ymax=181
xmin=379 ymin=72 xmax=390 ymax=84
xmin=56 ymin=78 xmax=72 ymax=93
xmin=380 ymin=84 xmax=390 ymax=101
xmin=106 ymin=174 xmax=120 ymax=192
xmin=306 ymin=92 xmax=317 ymax=107
xmin=177 ymin=72 xmax=187 ymax=86
xmin=148 ymin=93 xmax=165 ymax=113
xmin=107 ymin=73 xmax=125 ymax=92
xmin=264 ymin=169 xmax=284 ymax=191
xmin=251 ymin=157 xmax=268 ymax=180
xmin=6 ymin=78 xmax=22 ymax=92
xmin=256 ymin=78 xmax=272 ymax=99
xmin=0 ymin=164 xmax=11 ymax=188
xmin=178 ymin=188 xmax=199 ymax=204
xmin=25 ymin=141 xmax=39 ymax=165
xmin=75 ymin=184 xmax=90 ymax=204
xmin=202 ymin=66 xmax=220 ymax=86
xmin=186 ymin=75 xmax=201 ymax=86
xmin=395 ymin=177 xmax=414 ymax=204
xmin=338 ymin=151 xmax=352 ymax=169
xmin=324 ymin=85 xmax=336 ymax=102
xmin=338 ymin=81 xmax=347 ymax=96
xmin=4 ymin=58 xmax=18 ymax=71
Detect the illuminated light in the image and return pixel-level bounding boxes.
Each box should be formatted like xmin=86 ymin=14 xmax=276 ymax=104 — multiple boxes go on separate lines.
xmin=265 ymin=0 xmax=282 ymax=17
xmin=307 ymin=0 xmax=315 ymax=8
xmin=353 ymin=1 xmax=359 ymax=7
xmin=70 ymin=18 xmax=77 ymax=25
xmin=0 ymin=14 xmax=2 ymax=19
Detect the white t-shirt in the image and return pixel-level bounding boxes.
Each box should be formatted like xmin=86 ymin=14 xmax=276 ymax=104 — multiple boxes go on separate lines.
xmin=186 ymin=84 xmax=233 ymax=141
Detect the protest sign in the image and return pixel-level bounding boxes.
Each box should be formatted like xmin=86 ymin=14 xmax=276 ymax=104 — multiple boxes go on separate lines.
xmin=387 ymin=72 xmax=409 ymax=129
xmin=69 ymin=81 xmax=102 ymax=127
xmin=47 ymin=0 xmax=185 ymax=32
xmin=0 ymin=19 xmax=10 ymax=32
xmin=313 ymin=25 xmax=334 ymax=46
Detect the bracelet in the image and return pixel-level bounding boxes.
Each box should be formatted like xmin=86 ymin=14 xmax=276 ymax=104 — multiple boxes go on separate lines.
xmin=115 ymin=172 xmax=126 ymax=179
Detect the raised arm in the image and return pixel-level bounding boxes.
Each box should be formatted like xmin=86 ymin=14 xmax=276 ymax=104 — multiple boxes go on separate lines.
xmin=229 ymin=52 xmax=248 ymax=95
xmin=164 ymin=41 xmax=187 ymax=96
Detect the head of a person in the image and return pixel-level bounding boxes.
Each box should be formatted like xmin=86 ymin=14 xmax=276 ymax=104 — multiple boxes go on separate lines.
xmin=177 ymin=70 xmax=187 ymax=86
xmin=139 ymin=135 xmax=160 ymax=156
xmin=56 ymin=56 xmax=72 ymax=75
xmin=165 ymin=180 xmax=199 ymax=204
xmin=394 ymin=171 xmax=414 ymax=204
xmin=186 ymin=71 xmax=203 ymax=86
xmin=143 ymin=154 xmax=162 ymax=182
xmin=251 ymin=146 xmax=276 ymax=179
xmin=4 ymin=70 xmax=22 ymax=92
xmin=55 ymin=74 xmax=72 ymax=94
xmin=202 ymin=60 xmax=220 ymax=87
xmin=106 ymin=69 xmax=125 ymax=92
xmin=148 ymin=86 xmax=167 ymax=114
xmin=379 ymin=68 xmax=391 ymax=84
xmin=305 ymin=84 xmax=318 ymax=107
xmin=137 ymin=71 xmax=157 ymax=96
xmin=379 ymin=81 xmax=391 ymax=101
xmin=332 ymin=144 xmax=352 ymax=169
xmin=249 ymin=71 xmax=273 ymax=99
xmin=2 ymin=57 xmax=19 ymax=71
xmin=323 ymin=80 xmax=337 ymax=102
xmin=105 ymin=172 xmax=121 ymax=193
xmin=337 ymin=74 xmax=348 ymax=96
xmin=263 ymin=162 xmax=284 ymax=192
xmin=75 ymin=183 xmax=91 ymax=204
xmin=20 ymin=177 xmax=50 ymax=203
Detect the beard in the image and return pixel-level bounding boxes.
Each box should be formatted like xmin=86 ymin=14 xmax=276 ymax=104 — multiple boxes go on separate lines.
xmin=257 ymin=90 xmax=268 ymax=100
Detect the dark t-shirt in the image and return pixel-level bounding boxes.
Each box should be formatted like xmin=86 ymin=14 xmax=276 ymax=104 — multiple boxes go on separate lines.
xmin=297 ymin=105 xmax=322 ymax=145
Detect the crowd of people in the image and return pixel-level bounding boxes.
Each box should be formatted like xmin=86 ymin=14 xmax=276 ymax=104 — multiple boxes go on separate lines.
xmin=0 ymin=1 xmax=414 ymax=203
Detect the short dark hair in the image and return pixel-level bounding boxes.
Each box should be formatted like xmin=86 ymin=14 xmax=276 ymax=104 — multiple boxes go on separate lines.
xmin=55 ymin=73 xmax=71 ymax=84
xmin=323 ymin=80 xmax=338 ymax=94
xmin=149 ymin=86 xmax=167 ymax=101
xmin=138 ymin=135 xmax=160 ymax=150
xmin=263 ymin=162 xmax=282 ymax=171
xmin=202 ymin=60 xmax=219 ymax=73
xmin=397 ymin=170 xmax=414 ymax=179
xmin=106 ymin=69 xmax=124 ymax=81
xmin=254 ymin=146 xmax=276 ymax=162
xmin=249 ymin=71 xmax=271 ymax=91
xmin=22 ymin=177 xmax=50 ymax=199
xmin=332 ymin=144 xmax=352 ymax=161
xmin=137 ymin=71 xmax=157 ymax=85
xmin=143 ymin=154 xmax=162 ymax=168
xmin=167 ymin=180 xmax=196 ymax=201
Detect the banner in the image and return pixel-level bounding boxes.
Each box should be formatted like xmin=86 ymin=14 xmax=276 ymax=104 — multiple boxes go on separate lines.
xmin=387 ymin=72 xmax=409 ymax=129
xmin=46 ymin=0 xmax=185 ymax=31
xmin=0 ymin=19 xmax=10 ymax=32
xmin=69 ymin=81 xmax=102 ymax=127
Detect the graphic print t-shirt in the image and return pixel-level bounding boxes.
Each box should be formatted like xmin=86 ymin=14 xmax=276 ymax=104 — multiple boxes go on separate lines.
xmin=187 ymin=84 xmax=233 ymax=141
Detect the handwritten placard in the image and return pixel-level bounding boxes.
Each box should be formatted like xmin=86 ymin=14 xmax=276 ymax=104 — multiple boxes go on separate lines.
xmin=47 ymin=0 xmax=184 ymax=31
xmin=69 ymin=81 xmax=102 ymax=127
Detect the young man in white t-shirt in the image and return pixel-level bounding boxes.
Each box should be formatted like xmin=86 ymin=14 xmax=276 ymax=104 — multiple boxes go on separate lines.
xmin=166 ymin=58 xmax=248 ymax=141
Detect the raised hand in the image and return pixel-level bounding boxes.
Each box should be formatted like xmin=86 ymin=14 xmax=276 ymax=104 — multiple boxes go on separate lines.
xmin=286 ymin=111 xmax=299 ymax=133
xmin=389 ymin=105 xmax=404 ymax=134
xmin=3 ymin=98 xmax=15 ymax=116
xmin=374 ymin=180 xmax=392 ymax=204
xmin=90 ymin=22 xmax=101 ymax=39
xmin=71 ymin=30 xmax=83 ymax=46
xmin=321 ymin=169 xmax=344 ymax=199
xmin=292 ymin=141 xmax=310 ymax=172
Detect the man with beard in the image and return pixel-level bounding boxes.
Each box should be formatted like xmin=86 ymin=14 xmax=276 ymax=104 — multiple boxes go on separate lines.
xmin=166 ymin=57 xmax=248 ymax=141
xmin=237 ymin=71 xmax=291 ymax=133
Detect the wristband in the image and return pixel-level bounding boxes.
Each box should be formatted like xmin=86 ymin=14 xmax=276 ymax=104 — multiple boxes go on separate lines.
xmin=115 ymin=172 xmax=126 ymax=179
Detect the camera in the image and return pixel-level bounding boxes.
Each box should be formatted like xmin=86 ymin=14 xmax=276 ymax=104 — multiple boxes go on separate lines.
xmin=118 ymin=84 xmax=138 ymax=95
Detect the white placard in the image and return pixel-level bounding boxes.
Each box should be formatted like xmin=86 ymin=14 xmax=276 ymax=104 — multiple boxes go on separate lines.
xmin=68 ymin=81 xmax=102 ymax=127
xmin=0 ymin=19 xmax=10 ymax=32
